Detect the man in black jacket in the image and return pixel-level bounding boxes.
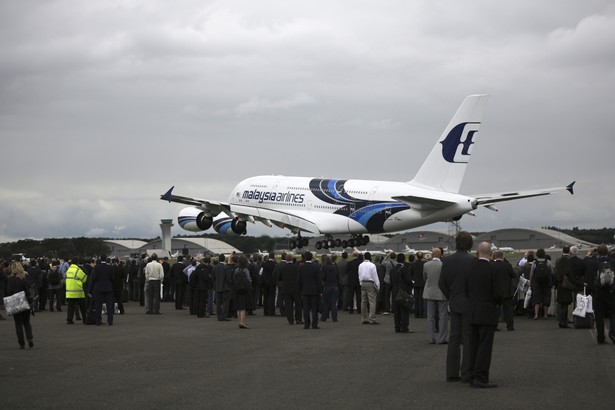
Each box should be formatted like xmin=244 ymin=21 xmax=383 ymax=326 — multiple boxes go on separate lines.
xmin=193 ymin=256 xmax=213 ymax=318
xmin=213 ymin=254 xmax=232 ymax=321
xmin=298 ymin=252 xmax=321 ymax=329
xmin=439 ymin=231 xmax=474 ymax=383
xmin=592 ymin=245 xmax=615 ymax=344
xmin=410 ymin=252 xmax=426 ymax=318
xmin=277 ymin=253 xmax=302 ymax=325
xmin=89 ymin=256 xmax=115 ymax=326
xmin=390 ymin=253 xmax=413 ymax=333
xmin=170 ymin=256 xmax=187 ymax=310
xmin=465 ymin=242 xmax=500 ymax=388
xmin=492 ymin=251 xmax=516 ymax=331
xmin=261 ymin=252 xmax=277 ymax=316
xmin=345 ymin=251 xmax=362 ymax=314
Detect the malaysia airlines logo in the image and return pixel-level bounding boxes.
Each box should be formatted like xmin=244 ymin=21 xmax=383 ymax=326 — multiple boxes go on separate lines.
xmin=440 ymin=122 xmax=480 ymax=163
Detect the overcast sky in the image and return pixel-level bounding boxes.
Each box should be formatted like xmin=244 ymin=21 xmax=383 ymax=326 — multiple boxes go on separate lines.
xmin=1 ymin=0 xmax=614 ymax=243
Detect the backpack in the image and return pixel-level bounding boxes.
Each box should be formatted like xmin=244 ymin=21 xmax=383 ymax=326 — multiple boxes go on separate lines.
xmin=48 ymin=267 xmax=61 ymax=286
xmin=595 ymin=260 xmax=614 ymax=289
xmin=532 ymin=260 xmax=550 ymax=285
xmin=233 ymin=269 xmax=250 ymax=294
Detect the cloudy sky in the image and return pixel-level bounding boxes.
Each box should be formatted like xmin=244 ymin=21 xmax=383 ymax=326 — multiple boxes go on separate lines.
xmin=1 ymin=0 xmax=614 ymax=242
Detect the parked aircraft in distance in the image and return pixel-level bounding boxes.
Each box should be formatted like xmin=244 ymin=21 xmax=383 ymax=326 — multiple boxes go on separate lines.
xmin=403 ymin=245 xmax=434 ymax=257
xmin=162 ymin=94 xmax=574 ymax=250
xmin=352 ymin=247 xmax=388 ymax=257
xmin=491 ymin=245 xmax=515 ymax=253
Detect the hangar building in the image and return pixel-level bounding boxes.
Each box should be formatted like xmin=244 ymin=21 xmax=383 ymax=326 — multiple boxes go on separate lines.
xmin=473 ymin=228 xmax=595 ymax=250
xmin=104 ymin=237 xmax=240 ymax=259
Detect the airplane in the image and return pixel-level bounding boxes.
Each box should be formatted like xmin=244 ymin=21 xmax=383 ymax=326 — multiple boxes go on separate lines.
xmin=403 ymin=245 xmax=433 ymax=257
xmin=161 ymin=94 xmax=575 ymax=250
xmin=256 ymin=249 xmax=272 ymax=258
xmin=491 ymin=245 xmax=515 ymax=253
xmin=352 ymin=247 xmax=388 ymax=257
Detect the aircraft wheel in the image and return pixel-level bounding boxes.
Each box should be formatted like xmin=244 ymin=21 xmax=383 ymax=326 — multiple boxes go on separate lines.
xmin=323 ymin=242 xmax=329 ymax=249
xmin=348 ymin=239 xmax=355 ymax=247
xmin=341 ymin=240 xmax=348 ymax=248
xmin=362 ymin=235 xmax=370 ymax=245
xmin=290 ymin=239 xmax=297 ymax=249
xmin=315 ymin=241 xmax=322 ymax=250
xmin=326 ymin=240 xmax=334 ymax=248
xmin=302 ymin=237 xmax=309 ymax=247
xmin=335 ymin=239 xmax=341 ymax=247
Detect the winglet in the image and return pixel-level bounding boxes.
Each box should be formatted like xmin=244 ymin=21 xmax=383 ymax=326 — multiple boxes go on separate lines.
xmin=161 ymin=186 xmax=175 ymax=202
xmin=566 ymin=181 xmax=575 ymax=195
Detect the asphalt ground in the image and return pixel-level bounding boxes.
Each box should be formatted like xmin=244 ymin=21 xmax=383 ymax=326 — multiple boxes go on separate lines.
xmin=1 ymin=301 xmax=614 ymax=410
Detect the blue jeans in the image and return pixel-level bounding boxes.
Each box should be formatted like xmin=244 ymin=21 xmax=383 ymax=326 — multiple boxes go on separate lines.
xmin=207 ymin=289 xmax=215 ymax=315
xmin=321 ymin=286 xmax=338 ymax=321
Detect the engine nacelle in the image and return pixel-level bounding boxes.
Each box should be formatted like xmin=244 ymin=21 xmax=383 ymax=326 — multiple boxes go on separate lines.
xmin=231 ymin=218 xmax=247 ymax=235
xmin=177 ymin=207 xmax=245 ymax=235
xmin=178 ymin=207 xmax=213 ymax=232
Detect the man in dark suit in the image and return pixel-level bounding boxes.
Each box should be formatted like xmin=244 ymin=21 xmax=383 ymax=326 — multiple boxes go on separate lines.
xmin=438 ymin=231 xmax=474 ymax=383
xmin=170 ymin=256 xmax=187 ymax=310
xmin=277 ymin=253 xmax=302 ymax=325
xmin=465 ymin=242 xmax=500 ymax=388
xmin=261 ymin=252 xmax=277 ymax=316
xmin=390 ymin=253 xmax=413 ymax=333
xmin=345 ymin=251 xmax=362 ymax=314
xmin=492 ymin=251 xmax=517 ymax=331
xmin=213 ymin=254 xmax=232 ymax=321
xmin=88 ymin=255 xmax=116 ymax=326
xmin=410 ymin=252 xmax=426 ymax=318
xmin=298 ymin=252 xmax=322 ymax=329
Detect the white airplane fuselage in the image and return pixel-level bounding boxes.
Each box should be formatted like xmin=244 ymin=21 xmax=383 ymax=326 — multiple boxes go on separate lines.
xmin=228 ymin=175 xmax=475 ymax=235
xmin=164 ymin=94 xmax=573 ymax=247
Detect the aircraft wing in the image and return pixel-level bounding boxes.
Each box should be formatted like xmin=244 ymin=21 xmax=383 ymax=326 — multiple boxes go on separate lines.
xmin=472 ymin=181 xmax=575 ymax=207
xmin=161 ymin=186 xmax=320 ymax=233
xmin=160 ymin=186 xmax=230 ymax=217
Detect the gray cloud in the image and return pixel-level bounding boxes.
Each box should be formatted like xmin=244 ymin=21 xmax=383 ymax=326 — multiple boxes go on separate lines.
xmin=1 ymin=0 xmax=613 ymax=242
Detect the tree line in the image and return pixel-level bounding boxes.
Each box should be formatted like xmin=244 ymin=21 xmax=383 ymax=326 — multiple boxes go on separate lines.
xmin=2 ymin=228 xmax=613 ymax=260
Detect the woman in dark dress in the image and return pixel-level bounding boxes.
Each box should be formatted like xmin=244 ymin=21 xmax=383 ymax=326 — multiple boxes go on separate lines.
xmin=233 ymin=255 xmax=253 ymax=329
xmin=320 ymin=255 xmax=339 ymax=322
xmin=6 ymin=261 xmax=34 ymax=349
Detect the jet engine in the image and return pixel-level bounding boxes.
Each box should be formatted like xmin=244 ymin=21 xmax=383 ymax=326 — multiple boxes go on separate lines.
xmin=178 ymin=207 xmax=246 ymax=235
xmin=178 ymin=207 xmax=213 ymax=232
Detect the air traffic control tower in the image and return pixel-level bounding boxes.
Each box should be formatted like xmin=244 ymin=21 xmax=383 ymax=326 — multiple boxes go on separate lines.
xmin=160 ymin=219 xmax=174 ymax=254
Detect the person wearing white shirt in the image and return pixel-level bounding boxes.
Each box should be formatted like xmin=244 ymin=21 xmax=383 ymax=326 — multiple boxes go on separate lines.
xmin=358 ymin=252 xmax=380 ymax=324
xmin=145 ymin=254 xmax=164 ymax=314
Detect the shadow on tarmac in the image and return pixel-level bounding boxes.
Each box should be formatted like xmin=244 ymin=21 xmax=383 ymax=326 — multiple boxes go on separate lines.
xmin=1 ymin=302 xmax=614 ymax=409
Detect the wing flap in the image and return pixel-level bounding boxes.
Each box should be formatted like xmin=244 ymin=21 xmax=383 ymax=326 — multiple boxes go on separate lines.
xmin=231 ymin=205 xmax=319 ymax=233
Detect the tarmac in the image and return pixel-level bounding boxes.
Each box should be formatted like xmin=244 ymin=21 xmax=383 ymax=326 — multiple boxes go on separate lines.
xmin=1 ymin=302 xmax=614 ymax=410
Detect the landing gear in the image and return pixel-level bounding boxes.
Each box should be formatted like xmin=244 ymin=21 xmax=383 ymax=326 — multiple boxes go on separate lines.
xmin=314 ymin=234 xmax=370 ymax=250
xmin=290 ymin=234 xmax=309 ymax=250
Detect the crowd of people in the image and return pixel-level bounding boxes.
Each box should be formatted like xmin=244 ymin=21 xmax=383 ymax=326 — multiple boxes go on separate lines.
xmin=2 ymin=237 xmax=614 ymax=385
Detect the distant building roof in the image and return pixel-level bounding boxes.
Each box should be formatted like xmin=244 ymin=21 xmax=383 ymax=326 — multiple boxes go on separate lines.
xmin=104 ymin=240 xmax=149 ymax=249
xmin=172 ymin=237 xmax=241 ymax=254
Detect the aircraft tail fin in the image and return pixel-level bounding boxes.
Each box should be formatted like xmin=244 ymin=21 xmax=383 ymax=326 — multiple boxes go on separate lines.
xmin=409 ymin=94 xmax=489 ymax=193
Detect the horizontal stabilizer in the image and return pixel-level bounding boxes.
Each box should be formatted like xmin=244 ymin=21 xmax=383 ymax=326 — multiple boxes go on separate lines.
xmin=473 ymin=182 xmax=575 ymax=206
